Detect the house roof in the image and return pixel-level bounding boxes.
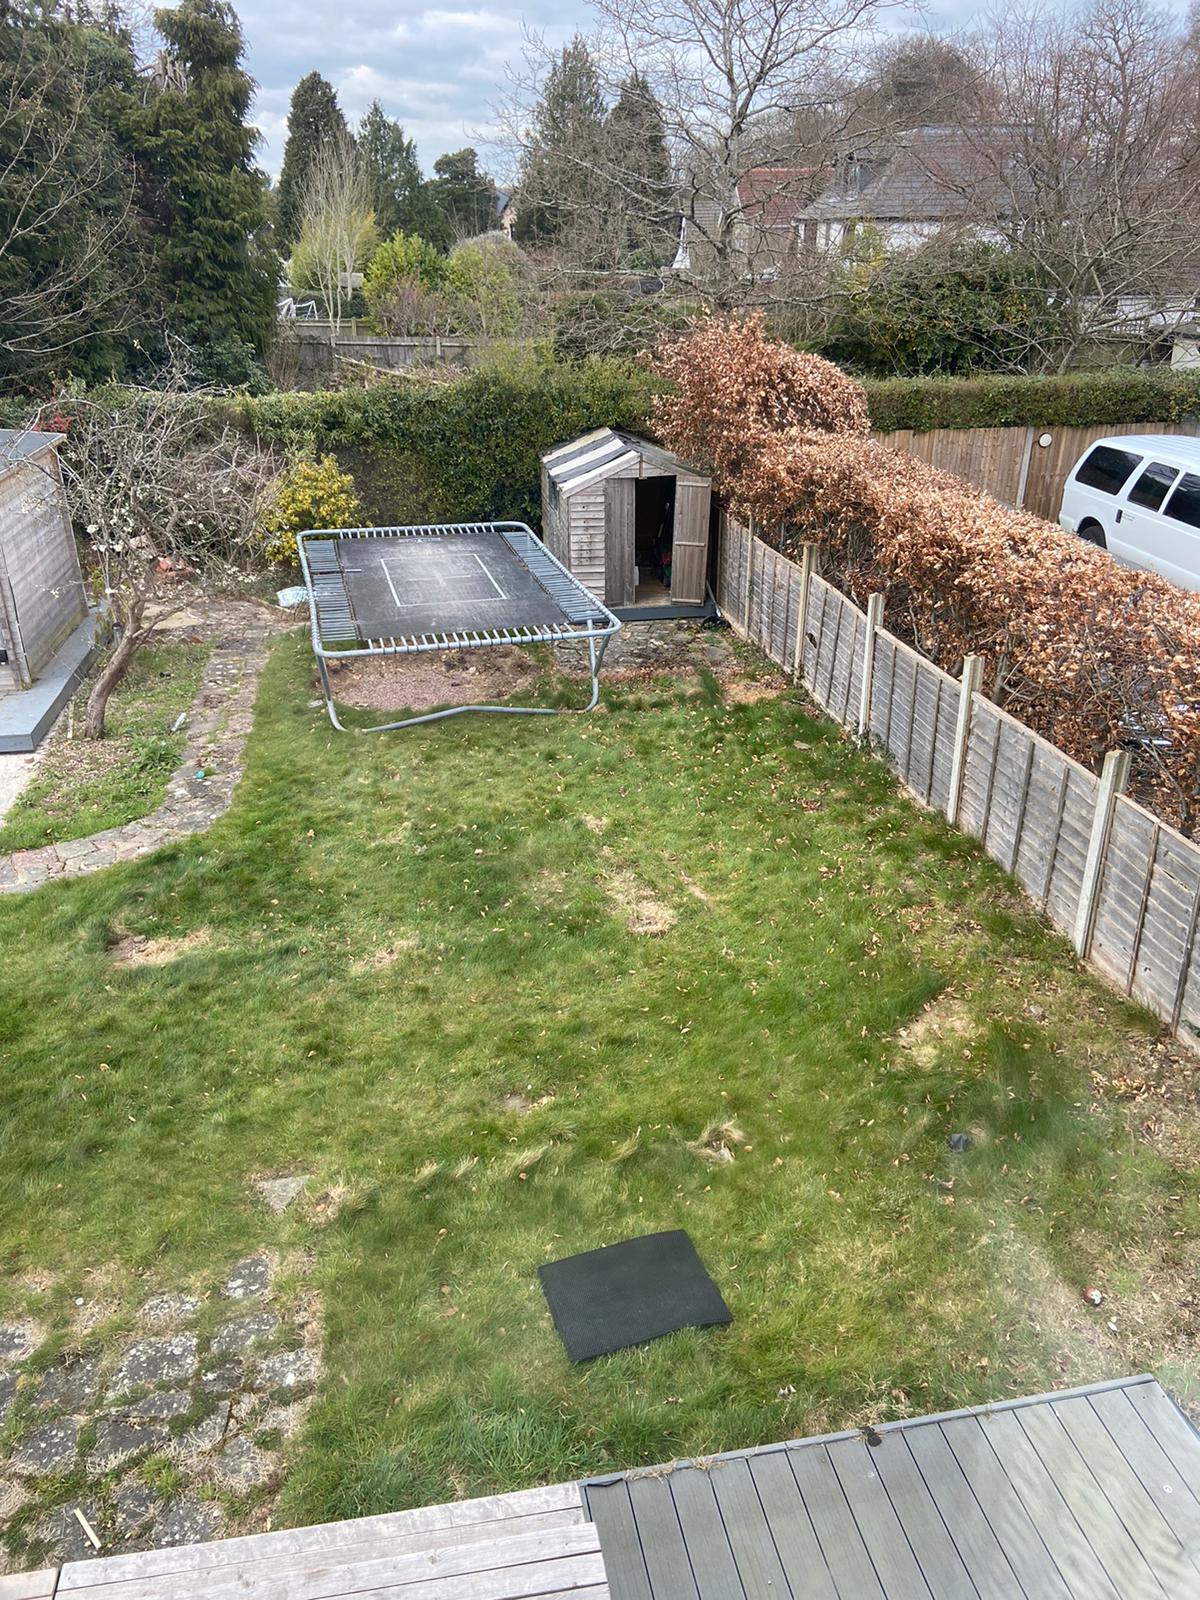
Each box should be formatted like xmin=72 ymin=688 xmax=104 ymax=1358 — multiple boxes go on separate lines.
xmin=0 ymin=428 xmax=63 ymax=478
xmin=585 ymin=1373 xmax=1200 ymax=1598
xmin=735 ymin=166 xmax=824 ymax=230
xmin=542 ymin=429 xmax=704 ymax=497
xmin=796 ymin=125 xmax=1007 ymax=225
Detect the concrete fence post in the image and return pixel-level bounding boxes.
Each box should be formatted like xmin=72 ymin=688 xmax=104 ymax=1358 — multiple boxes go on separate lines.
xmin=857 ymin=593 xmax=885 ymax=737
xmin=791 ymin=543 xmax=817 ymax=684
xmin=1073 ymin=748 xmax=1132 ymax=958
xmin=946 ymin=655 xmax=984 ymax=826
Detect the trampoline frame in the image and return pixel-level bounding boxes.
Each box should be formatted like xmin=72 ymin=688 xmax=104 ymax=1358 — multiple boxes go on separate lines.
xmin=297 ymin=521 xmax=622 ymax=732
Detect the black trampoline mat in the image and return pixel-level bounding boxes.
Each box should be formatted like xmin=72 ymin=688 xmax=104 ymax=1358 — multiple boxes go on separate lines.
xmin=538 ymin=1230 xmax=732 ymax=1362
xmin=337 ymin=533 xmax=566 ymax=637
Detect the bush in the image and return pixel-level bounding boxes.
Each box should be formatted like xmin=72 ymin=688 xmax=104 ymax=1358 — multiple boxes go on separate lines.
xmin=653 ymin=315 xmax=1200 ymax=834
xmin=819 ymin=245 xmax=1070 ymax=377
xmin=232 ymin=347 xmax=658 ymax=527
xmin=258 ymin=454 xmax=366 ymax=565
xmin=862 ymin=366 xmax=1200 ymax=434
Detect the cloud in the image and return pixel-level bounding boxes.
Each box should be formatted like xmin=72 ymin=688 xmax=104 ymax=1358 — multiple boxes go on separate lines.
xmin=237 ymin=0 xmax=590 ymax=178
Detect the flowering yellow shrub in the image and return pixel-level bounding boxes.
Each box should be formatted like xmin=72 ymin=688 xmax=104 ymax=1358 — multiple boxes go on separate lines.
xmin=259 ymin=455 xmax=365 ymax=565
xmin=653 ymin=315 xmax=1200 ymax=833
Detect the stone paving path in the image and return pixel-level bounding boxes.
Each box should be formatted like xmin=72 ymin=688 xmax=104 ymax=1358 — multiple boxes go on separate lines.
xmin=0 ymin=603 xmax=289 ymax=895
xmin=0 ymin=1246 xmax=323 ymax=1572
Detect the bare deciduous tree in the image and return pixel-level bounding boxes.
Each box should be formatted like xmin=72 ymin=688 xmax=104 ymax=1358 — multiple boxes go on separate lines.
xmin=942 ymin=0 xmax=1200 ymax=370
xmin=291 ymin=137 xmax=377 ymax=332
xmin=42 ymin=375 xmax=276 ymax=740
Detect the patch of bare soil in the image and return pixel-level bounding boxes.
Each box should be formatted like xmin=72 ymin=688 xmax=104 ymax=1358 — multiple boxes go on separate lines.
xmin=108 ymin=929 xmax=211 ymax=967
xmin=896 ymin=990 xmax=978 ymax=1069
xmin=328 ymin=648 xmax=538 ymax=714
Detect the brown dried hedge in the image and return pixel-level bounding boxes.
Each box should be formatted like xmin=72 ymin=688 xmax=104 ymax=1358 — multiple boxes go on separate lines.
xmin=653 ymin=314 xmax=1200 ymax=833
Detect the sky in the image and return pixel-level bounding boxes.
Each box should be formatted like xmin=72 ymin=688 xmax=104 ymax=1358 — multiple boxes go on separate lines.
xmin=238 ymin=0 xmax=594 ymax=180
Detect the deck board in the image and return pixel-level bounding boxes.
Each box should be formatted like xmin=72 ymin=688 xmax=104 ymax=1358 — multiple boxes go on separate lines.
xmin=587 ymin=1377 xmax=1200 ymax=1600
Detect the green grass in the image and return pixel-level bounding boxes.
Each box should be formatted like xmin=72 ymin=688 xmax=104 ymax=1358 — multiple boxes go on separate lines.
xmin=0 ymin=639 xmax=209 ymax=851
xmin=1 ymin=632 xmax=1198 ymax=1527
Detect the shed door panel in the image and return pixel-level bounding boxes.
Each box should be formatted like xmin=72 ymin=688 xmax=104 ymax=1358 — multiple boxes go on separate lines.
xmin=605 ymin=478 xmax=636 ymax=607
xmin=671 ymin=481 xmax=710 ymax=604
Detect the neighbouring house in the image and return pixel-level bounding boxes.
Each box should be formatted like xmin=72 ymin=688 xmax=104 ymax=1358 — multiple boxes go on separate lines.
xmin=0 ymin=429 xmax=86 ymax=693
xmin=495 ymin=187 xmax=516 ymax=239
xmin=540 ymin=429 xmax=715 ymax=618
xmin=673 ymin=165 xmax=824 ymax=279
xmin=794 ymin=125 xmax=1007 ymax=253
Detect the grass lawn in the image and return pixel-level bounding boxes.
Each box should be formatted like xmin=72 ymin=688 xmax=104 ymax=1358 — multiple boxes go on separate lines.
xmin=1 ymin=631 xmax=1198 ymax=1533
xmin=0 ymin=637 xmax=209 ymax=852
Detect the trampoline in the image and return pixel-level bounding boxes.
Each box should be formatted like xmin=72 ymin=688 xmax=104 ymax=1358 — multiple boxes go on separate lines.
xmin=298 ymin=521 xmax=621 ymax=731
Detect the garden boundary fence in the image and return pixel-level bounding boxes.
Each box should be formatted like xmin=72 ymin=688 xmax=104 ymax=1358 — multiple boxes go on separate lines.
xmin=717 ymin=512 xmax=1200 ymax=1042
xmin=874 ymin=420 xmax=1200 ymax=522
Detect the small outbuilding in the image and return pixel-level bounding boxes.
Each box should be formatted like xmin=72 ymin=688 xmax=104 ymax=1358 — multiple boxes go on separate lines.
xmin=0 ymin=429 xmax=87 ymax=692
xmin=540 ymin=430 xmax=715 ymax=617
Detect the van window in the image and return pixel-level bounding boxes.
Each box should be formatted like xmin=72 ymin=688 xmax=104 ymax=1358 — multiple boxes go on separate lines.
xmin=1127 ymin=461 xmax=1180 ymax=511
xmin=1075 ymin=445 xmax=1143 ymax=495
xmin=1164 ymin=472 xmax=1200 ymax=530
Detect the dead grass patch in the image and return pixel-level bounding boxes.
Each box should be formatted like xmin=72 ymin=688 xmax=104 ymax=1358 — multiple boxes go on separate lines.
xmin=686 ymin=1119 xmax=748 ymax=1166
xmin=896 ymin=991 xmax=978 ymax=1069
xmin=353 ymin=935 xmax=419 ymax=972
xmin=109 ymin=929 xmax=211 ymax=967
xmin=600 ymin=853 xmax=677 ymax=936
xmin=719 ymin=672 xmax=787 ymax=705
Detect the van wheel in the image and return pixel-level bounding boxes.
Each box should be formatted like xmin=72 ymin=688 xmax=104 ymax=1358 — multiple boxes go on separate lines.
xmin=1078 ymin=519 xmax=1107 ymax=549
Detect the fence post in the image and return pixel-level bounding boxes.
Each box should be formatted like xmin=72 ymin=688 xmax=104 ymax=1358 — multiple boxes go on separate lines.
xmin=743 ymin=519 xmax=756 ymax=636
xmin=857 ymin=593 xmax=884 ymax=737
xmin=1073 ymin=748 xmax=1131 ymax=958
xmin=791 ymin=543 xmax=817 ymax=683
xmin=946 ymin=655 xmax=984 ymax=826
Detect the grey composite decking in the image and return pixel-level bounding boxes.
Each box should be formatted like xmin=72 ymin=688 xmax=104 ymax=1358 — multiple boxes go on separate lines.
xmin=583 ymin=1375 xmax=1200 ymax=1600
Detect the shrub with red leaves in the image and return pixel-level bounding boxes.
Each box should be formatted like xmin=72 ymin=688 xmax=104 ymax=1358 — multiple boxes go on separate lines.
xmin=653 ymin=315 xmax=1200 ymax=833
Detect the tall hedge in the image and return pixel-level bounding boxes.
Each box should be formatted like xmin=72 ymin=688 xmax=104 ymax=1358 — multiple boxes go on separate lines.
xmin=863 ymin=366 xmax=1200 ymax=434
xmin=231 ymin=350 xmax=658 ymax=527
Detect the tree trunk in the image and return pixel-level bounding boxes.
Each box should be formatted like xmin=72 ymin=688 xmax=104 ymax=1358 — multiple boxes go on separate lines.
xmin=84 ymin=619 xmax=144 ymax=740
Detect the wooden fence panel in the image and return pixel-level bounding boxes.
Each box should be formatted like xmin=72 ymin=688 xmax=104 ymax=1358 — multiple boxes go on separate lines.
xmin=876 ymin=420 xmax=1200 ymax=523
xmin=713 ymin=521 xmax=1200 ymax=1041
xmin=874 ymin=427 xmax=1027 ymax=505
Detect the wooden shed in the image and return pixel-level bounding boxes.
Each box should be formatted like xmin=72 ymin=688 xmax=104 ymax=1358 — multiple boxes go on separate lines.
xmin=540 ymin=430 xmax=715 ymax=617
xmin=0 ymin=429 xmax=87 ymax=691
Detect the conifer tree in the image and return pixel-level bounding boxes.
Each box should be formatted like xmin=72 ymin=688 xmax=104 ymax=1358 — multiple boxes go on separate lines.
xmin=606 ymin=73 xmax=674 ymax=266
xmin=356 ymin=100 xmax=425 ymax=239
xmin=514 ymin=38 xmax=607 ymax=252
xmin=276 ymin=72 xmax=348 ymax=248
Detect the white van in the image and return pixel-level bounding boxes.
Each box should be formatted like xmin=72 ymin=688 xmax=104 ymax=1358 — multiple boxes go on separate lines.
xmin=1059 ymin=434 xmax=1200 ymax=591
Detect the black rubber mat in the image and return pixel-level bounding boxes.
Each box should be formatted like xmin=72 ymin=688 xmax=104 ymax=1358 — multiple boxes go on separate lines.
xmin=538 ymin=1230 xmax=732 ymax=1362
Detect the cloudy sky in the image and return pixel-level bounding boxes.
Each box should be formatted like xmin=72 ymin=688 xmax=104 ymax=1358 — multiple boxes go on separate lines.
xmin=238 ymin=0 xmax=594 ymax=181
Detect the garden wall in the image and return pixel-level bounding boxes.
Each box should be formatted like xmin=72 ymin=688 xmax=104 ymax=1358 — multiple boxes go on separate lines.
xmin=717 ymin=512 xmax=1200 ymax=1042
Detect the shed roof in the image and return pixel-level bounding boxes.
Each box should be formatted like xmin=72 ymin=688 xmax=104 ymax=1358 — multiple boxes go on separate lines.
xmin=0 ymin=428 xmax=63 ymax=479
xmin=585 ymin=1373 xmax=1200 ymax=1598
xmin=542 ymin=429 xmax=706 ymax=498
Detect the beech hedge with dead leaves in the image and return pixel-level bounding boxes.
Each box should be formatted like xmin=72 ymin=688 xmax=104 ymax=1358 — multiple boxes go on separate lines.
xmin=653 ymin=315 xmax=1200 ymax=833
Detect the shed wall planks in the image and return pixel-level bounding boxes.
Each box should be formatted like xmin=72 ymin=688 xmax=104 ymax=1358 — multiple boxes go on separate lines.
xmin=714 ymin=514 xmax=1200 ymax=1043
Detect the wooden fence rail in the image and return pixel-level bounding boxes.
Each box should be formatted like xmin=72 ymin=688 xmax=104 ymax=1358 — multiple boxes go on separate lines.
xmin=716 ymin=511 xmax=1200 ymax=1043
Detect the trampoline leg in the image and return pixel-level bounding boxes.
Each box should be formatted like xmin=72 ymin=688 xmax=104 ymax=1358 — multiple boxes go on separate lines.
xmin=316 ymin=656 xmax=348 ymax=732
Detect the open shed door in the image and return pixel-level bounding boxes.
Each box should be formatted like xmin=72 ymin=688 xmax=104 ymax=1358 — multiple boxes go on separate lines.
xmin=671 ymin=482 xmax=710 ymax=604
xmin=604 ymin=478 xmax=636 ymax=607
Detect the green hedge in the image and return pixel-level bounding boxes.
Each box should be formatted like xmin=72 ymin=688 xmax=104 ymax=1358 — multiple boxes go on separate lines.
xmin=230 ymin=349 xmax=658 ymax=527
xmin=862 ymin=366 xmax=1200 ymax=434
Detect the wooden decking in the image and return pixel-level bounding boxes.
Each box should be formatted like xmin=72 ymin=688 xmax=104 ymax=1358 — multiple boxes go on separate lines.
xmin=584 ymin=1374 xmax=1200 ymax=1600
xmin=0 ymin=1482 xmax=608 ymax=1600
xmin=7 ymin=1374 xmax=1200 ymax=1600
